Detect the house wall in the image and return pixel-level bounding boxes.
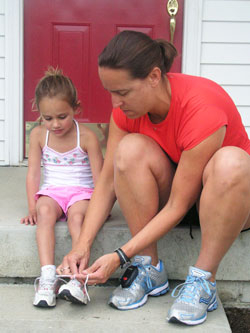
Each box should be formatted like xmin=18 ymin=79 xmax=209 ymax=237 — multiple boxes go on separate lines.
xmin=0 ymin=0 xmax=23 ymax=166
xmin=0 ymin=0 xmax=250 ymax=165
xmin=183 ymin=0 xmax=250 ymax=137
xmin=201 ymin=0 xmax=250 ymax=137
xmin=0 ymin=0 xmax=6 ymax=164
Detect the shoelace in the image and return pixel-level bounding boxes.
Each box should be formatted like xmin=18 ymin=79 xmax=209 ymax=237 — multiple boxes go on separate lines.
xmin=171 ymin=275 xmax=211 ymax=305
xmin=58 ymin=274 xmax=91 ymax=302
xmin=34 ymin=274 xmax=90 ymax=302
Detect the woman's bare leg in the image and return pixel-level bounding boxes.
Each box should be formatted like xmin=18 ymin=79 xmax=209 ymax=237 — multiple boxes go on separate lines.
xmin=196 ymin=147 xmax=250 ymax=278
xmin=114 ymin=134 xmax=175 ymax=266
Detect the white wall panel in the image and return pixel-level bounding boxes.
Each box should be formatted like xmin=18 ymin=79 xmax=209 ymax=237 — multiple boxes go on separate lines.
xmin=0 ymin=119 xmax=4 ymax=140
xmin=0 ymin=99 xmax=4 ymax=118
xmin=202 ymin=22 xmax=250 ymax=43
xmin=221 ymin=86 xmax=250 ymax=106
xmin=0 ymin=0 xmax=4 ymax=14
xmin=0 ymin=141 xmax=4 ymax=161
xmin=204 ymin=0 xmax=250 ymax=21
xmin=0 ymin=78 xmax=4 ymax=98
xmin=0 ymin=14 xmax=4 ymax=35
xmin=201 ymin=44 xmax=250 ymax=64
xmin=0 ymin=57 xmax=4 ymax=77
xmin=0 ymin=36 xmax=4 ymax=56
xmin=238 ymin=106 xmax=250 ymax=126
xmin=201 ymin=65 xmax=250 ymax=85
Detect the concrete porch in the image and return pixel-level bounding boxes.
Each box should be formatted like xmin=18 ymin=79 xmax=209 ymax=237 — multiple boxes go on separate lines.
xmin=0 ymin=166 xmax=249 ymax=331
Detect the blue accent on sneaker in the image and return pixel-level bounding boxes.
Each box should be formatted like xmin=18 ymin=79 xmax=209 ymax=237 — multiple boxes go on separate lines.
xmin=109 ymin=255 xmax=169 ymax=310
xmin=167 ymin=266 xmax=218 ymax=326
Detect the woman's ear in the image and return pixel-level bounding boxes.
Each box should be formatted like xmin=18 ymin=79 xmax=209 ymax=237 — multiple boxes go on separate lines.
xmin=148 ymin=67 xmax=162 ymax=88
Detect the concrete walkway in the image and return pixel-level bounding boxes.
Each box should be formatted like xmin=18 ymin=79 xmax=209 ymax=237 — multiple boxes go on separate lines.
xmin=0 ymin=284 xmax=231 ymax=332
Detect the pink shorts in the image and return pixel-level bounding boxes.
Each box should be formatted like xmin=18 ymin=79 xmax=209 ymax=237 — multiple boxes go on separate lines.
xmin=35 ymin=186 xmax=94 ymax=216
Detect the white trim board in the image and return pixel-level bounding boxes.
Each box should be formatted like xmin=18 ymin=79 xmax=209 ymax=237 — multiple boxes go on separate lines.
xmin=4 ymin=0 xmax=23 ymax=165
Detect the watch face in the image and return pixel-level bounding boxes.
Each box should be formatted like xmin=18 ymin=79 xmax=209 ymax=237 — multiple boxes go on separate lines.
xmin=120 ymin=265 xmax=138 ymax=288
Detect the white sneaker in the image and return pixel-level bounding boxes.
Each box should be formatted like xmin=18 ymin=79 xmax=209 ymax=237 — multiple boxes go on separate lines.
xmin=58 ymin=278 xmax=89 ymax=305
xmin=33 ymin=265 xmax=59 ymax=308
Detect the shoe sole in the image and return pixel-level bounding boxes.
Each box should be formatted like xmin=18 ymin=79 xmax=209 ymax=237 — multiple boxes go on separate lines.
xmin=167 ymin=299 xmax=218 ymax=326
xmin=33 ymin=300 xmax=56 ymax=308
xmin=58 ymin=289 xmax=87 ymax=305
xmin=109 ymin=281 xmax=169 ymax=310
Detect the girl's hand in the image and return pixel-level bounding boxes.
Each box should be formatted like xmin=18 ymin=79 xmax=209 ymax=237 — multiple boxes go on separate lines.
xmin=57 ymin=245 xmax=91 ymax=282
xmin=76 ymin=253 xmax=120 ymax=285
xmin=20 ymin=210 xmax=37 ymax=225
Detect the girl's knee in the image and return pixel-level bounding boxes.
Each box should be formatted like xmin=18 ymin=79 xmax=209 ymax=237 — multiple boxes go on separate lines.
xmin=68 ymin=212 xmax=84 ymax=227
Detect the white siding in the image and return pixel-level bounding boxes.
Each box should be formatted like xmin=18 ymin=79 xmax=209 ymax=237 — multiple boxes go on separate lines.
xmin=0 ymin=0 xmax=23 ymax=165
xmin=201 ymin=0 xmax=250 ymax=130
xmin=0 ymin=0 xmax=6 ymax=164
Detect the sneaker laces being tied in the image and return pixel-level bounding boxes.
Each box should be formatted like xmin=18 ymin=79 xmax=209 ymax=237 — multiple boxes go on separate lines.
xmin=171 ymin=275 xmax=211 ymax=305
xmin=57 ymin=274 xmax=91 ymax=302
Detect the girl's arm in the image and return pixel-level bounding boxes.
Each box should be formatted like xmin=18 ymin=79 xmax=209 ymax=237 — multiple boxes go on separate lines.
xmin=58 ymin=116 xmax=128 ymax=274
xmin=81 ymin=126 xmax=104 ymax=186
xmin=21 ymin=126 xmax=42 ymax=225
xmin=82 ymin=126 xmax=226 ymax=284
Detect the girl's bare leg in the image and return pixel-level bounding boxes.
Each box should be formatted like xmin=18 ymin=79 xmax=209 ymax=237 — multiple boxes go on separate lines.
xmin=114 ymin=134 xmax=175 ymax=266
xmin=36 ymin=196 xmax=63 ymax=266
xmin=67 ymin=200 xmax=89 ymax=247
xmin=196 ymin=147 xmax=250 ymax=278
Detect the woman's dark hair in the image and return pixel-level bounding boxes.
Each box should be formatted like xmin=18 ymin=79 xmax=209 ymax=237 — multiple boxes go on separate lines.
xmin=98 ymin=30 xmax=177 ymax=79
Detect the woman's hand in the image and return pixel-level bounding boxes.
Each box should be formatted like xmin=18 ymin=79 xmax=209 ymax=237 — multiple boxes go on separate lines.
xmin=75 ymin=253 xmax=120 ymax=285
xmin=20 ymin=209 xmax=37 ymax=225
xmin=56 ymin=244 xmax=91 ymax=281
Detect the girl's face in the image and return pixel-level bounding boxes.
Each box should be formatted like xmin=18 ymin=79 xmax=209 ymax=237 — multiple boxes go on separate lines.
xmin=39 ymin=96 xmax=75 ymax=136
xmin=98 ymin=67 xmax=156 ymax=119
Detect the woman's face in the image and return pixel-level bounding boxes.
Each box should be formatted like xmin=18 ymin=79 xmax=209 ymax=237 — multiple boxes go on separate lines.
xmin=98 ymin=66 xmax=155 ymax=119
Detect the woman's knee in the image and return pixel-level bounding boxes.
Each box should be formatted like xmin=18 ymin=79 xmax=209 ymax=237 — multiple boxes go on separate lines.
xmin=114 ymin=134 xmax=149 ymax=172
xmin=203 ymin=147 xmax=250 ymax=192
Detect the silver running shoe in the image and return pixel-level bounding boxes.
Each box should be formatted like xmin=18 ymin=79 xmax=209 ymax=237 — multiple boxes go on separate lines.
xmin=167 ymin=266 xmax=218 ymax=325
xmin=109 ymin=255 xmax=169 ymax=310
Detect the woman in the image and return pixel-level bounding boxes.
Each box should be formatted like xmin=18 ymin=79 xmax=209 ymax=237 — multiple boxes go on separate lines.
xmin=58 ymin=30 xmax=250 ymax=326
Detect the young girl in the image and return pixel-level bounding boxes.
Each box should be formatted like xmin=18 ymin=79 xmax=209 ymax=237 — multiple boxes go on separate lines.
xmin=21 ymin=68 xmax=103 ymax=308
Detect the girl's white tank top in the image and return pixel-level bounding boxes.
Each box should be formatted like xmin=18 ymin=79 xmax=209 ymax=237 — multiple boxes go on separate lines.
xmin=41 ymin=120 xmax=94 ymax=189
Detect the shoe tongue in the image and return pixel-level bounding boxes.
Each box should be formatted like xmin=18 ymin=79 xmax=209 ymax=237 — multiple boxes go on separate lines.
xmin=189 ymin=266 xmax=211 ymax=280
xmin=41 ymin=266 xmax=56 ymax=280
xmin=134 ymin=255 xmax=152 ymax=265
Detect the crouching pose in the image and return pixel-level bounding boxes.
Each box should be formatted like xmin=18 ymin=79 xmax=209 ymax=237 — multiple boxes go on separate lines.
xmin=58 ymin=31 xmax=250 ymax=325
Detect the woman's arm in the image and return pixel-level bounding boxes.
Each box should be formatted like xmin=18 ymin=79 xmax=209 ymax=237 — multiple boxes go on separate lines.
xmin=82 ymin=126 xmax=226 ymax=284
xmin=58 ymin=116 xmax=128 ymax=274
xmin=20 ymin=126 xmax=42 ymax=225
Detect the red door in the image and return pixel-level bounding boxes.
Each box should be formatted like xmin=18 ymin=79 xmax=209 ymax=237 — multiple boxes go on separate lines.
xmin=24 ymin=0 xmax=184 ymax=151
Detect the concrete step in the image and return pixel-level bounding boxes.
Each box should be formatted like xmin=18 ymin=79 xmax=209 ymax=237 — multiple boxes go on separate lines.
xmin=0 ymin=166 xmax=250 ymax=309
xmin=0 ymin=284 xmax=231 ymax=333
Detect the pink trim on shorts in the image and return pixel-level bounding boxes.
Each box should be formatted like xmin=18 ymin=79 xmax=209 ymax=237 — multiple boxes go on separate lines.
xmin=35 ymin=186 xmax=94 ymax=216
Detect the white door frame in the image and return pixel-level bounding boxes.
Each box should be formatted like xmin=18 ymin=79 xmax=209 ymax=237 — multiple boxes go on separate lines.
xmin=4 ymin=0 xmax=23 ymax=165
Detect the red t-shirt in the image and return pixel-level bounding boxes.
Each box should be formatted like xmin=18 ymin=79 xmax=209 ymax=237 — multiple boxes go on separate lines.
xmin=112 ymin=73 xmax=250 ymax=163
